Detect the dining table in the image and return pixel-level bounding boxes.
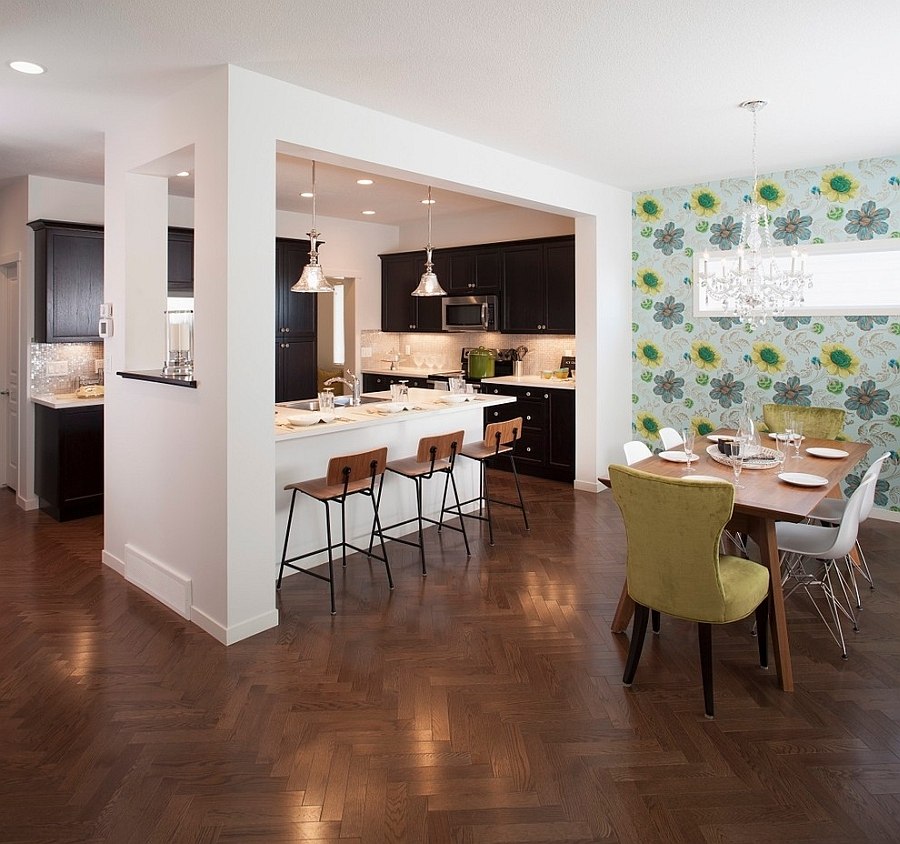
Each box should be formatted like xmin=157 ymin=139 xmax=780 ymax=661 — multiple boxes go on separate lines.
xmin=609 ymin=431 xmax=870 ymax=692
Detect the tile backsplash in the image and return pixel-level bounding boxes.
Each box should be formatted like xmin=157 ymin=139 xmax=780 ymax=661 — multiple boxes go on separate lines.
xmin=31 ymin=342 xmax=104 ymax=394
xmin=360 ymin=330 xmax=575 ymax=375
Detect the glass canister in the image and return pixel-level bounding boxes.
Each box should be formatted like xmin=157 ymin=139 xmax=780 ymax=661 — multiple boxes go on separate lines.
xmin=466 ymin=347 xmax=496 ymax=379
xmin=163 ymin=310 xmax=194 ymax=376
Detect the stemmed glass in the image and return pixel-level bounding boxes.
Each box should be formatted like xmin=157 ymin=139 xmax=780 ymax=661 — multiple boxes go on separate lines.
xmin=791 ymin=418 xmax=804 ymax=459
xmin=727 ymin=440 xmax=744 ymax=488
xmin=681 ymin=427 xmax=696 ymax=473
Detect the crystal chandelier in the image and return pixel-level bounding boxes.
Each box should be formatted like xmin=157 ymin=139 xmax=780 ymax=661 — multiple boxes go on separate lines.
xmin=292 ymin=160 xmax=334 ymax=293
xmin=698 ymin=101 xmax=811 ymax=327
xmin=411 ymin=186 xmax=447 ymax=296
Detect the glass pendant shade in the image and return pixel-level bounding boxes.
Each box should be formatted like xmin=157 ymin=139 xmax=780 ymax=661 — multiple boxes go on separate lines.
xmin=292 ymin=160 xmax=334 ymax=293
xmin=412 ymin=186 xmax=446 ymax=297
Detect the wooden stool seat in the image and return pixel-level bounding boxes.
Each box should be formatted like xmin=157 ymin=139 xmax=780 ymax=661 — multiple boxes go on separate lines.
xmin=278 ymin=446 xmax=392 ymax=614
xmin=374 ymin=430 xmax=470 ymax=575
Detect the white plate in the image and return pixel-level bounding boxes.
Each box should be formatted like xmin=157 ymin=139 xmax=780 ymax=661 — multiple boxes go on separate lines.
xmin=683 ymin=474 xmax=729 ymax=482
xmin=369 ymin=402 xmax=406 ymax=413
xmin=778 ymin=472 xmax=829 ymax=487
xmin=806 ymin=447 xmax=849 ymax=459
xmin=706 ymin=434 xmax=734 ymax=442
xmin=769 ymin=432 xmax=803 ymax=442
xmin=440 ymin=394 xmax=470 ymax=404
xmin=282 ymin=413 xmax=321 ymax=426
xmin=659 ymin=451 xmax=699 ymax=463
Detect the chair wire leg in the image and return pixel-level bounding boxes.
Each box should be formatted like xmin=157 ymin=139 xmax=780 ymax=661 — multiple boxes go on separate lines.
xmin=277 ymin=489 xmax=298 ymax=590
xmin=324 ymin=500 xmax=336 ymax=615
xmin=415 ymin=477 xmax=426 ymax=576
xmin=370 ymin=481 xmax=393 ymax=589
xmin=822 ymin=565 xmax=849 ymax=658
xmin=509 ymin=454 xmax=530 ymax=531
xmin=438 ymin=472 xmax=450 ymax=532
xmin=482 ymin=461 xmax=495 ymax=546
xmin=449 ymin=470 xmax=471 ymax=557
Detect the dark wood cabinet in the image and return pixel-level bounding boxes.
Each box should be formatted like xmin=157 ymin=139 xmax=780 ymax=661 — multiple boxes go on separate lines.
xmin=445 ymin=247 xmax=501 ymax=294
xmin=481 ymin=384 xmax=575 ymax=481
xmin=362 ymin=373 xmax=431 ymax=393
xmin=30 ymin=220 xmax=104 ymax=343
xmin=34 ymin=403 xmax=104 ymax=521
xmin=380 ymin=253 xmax=442 ymax=333
xmin=275 ymin=238 xmax=317 ymax=402
xmin=167 ymin=227 xmax=194 ymax=297
xmin=501 ymin=236 xmax=575 ymax=334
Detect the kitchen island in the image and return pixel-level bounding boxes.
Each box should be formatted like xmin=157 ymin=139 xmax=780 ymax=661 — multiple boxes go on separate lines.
xmin=275 ymin=388 xmax=516 ymax=579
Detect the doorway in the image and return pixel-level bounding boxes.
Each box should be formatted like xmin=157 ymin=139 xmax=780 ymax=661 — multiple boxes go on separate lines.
xmin=0 ymin=256 xmax=20 ymax=491
xmin=316 ymin=276 xmax=356 ymax=391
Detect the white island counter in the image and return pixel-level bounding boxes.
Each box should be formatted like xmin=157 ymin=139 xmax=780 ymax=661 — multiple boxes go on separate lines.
xmin=274 ymin=388 xmax=515 ymax=577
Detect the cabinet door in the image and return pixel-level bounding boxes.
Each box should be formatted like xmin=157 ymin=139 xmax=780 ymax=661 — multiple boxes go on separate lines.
xmin=381 ymin=255 xmax=420 ymax=331
xmin=277 ymin=239 xmax=316 ymax=337
xmin=363 ymin=373 xmax=392 ymax=392
xmin=167 ymin=228 xmax=194 ymax=298
xmin=447 ymin=251 xmax=476 ymax=294
xmin=549 ymin=389 xmax=576 ymax=472
xmin=32 ymin=223 xmax=104 ymax=342
xmin=501 ymin=244 xmax=544 ymax=333
xmin=276 ymin=339 xmax=317 ymax=402
xmin=544 ymin=240 xmax=576 ymax=334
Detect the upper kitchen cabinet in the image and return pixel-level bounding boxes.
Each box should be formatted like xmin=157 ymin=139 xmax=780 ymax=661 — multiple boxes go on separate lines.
xmin=276 ymin=238 xmax=317 ymax=337
xmin=444 ymin=246 xmax=501 ymax=294
xmin=30 ymin=220 xmax=104 ymax=343
xmin=167 ymin=227 xmax=194 ymax=298
xmin=501 ymin=235 xmax=575 ymax=334
xmin=380 ymin=252 xmax=442 ymax=332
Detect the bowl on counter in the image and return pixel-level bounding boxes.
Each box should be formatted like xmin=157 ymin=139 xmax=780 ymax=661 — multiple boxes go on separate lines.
xmin=540 ymin=370 xmax=554 ymax=379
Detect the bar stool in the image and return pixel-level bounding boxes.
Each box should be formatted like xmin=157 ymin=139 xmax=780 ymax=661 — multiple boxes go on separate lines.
xmin=372 ymin=430 xmax=470 ymax=575
xmin=457 ymin=417 xmax=529 ymax=545
xmin=277 ymin=446 xmax=392 ymax=615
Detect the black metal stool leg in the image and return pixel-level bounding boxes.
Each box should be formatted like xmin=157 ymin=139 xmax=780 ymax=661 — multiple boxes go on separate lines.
xmin=371 ymin=478 xmax=393 ymax=589
xmin=277 ymin=489 xmax=298 ymax=589
xmin=509 ymin=454 xmax=529 ymax=531
xmin=340 ymin=498 xmax=348 ymax=568
xmin=415 ymin=477 xmax=427 ymax=575
xmin=324 ymin=500 xmax=336 ymax=615
xmin=482 ymin=461 xmax=495 ymax=546
xmin=449 ymin=470 xmax=470 ymax=556
xmin=437 ymin=472 xmax=451 ymax=532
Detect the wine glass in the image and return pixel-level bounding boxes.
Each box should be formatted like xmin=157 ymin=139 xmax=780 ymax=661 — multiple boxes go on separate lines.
xmin=782 ymin=411 xmax=794 ymax=450
xmin=681 ymin=427 xmax=696 ymax=473
xmin=727 ymin=440 xmax=744 ymax=488
xmin=791 ymin=418 xmax=804 ymax=459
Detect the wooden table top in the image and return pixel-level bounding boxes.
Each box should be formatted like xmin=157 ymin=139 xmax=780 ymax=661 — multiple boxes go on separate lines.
xmin=632 ymin=433 xmax=870 ymax=522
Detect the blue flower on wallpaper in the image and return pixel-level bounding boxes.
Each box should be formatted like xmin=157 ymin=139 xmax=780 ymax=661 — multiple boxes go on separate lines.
xmin=773 ymin=375 xmax=812 ymax=406
xmin=653 ymin=369 xmax=685 ymax=403
xmin=710 ymin=316 xmax=740 ymax=330
xmin=709 ymin=215 xmax=742 ymax=250
xmin=653 ymin=295 xmax=684 ymax=329
xmin=845 ymin=471 xmax=890 ymax=507
xmin=844 ymin=201 xmax=891 ymax=240
xmin=846 ymin=315 xmax=889 ymax=331
xmin=773 ymin=315 xmax=812 ymax=330
xmin=845 ymin=379 xmax=890 ymax=420
xmin=653 ymin=222 xmax=684 ymax=255
xmin=773 ymin=208 xmax=812 ymax=245
xmin=709 ymin=373 xmax=744 ymax=408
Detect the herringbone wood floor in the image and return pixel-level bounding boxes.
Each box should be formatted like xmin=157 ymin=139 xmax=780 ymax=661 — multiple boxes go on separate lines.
xmin=1 ymin=476 xmax=899 ymax=843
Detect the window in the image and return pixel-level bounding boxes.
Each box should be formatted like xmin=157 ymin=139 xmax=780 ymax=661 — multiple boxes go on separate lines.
xmin=693 ymin=238 xmax=900 ymax=317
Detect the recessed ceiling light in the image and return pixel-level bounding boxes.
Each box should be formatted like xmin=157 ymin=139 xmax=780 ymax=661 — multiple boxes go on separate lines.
xmin=421 ymin=198 xmax=436 ymax=205
xmin=176 ymin=171 xmax=190 ymax=178
xmin=356 ymin=179 xmax=374 ymax=186
xmin=362 ymin=210 xmax=376 ymax=215
xmin=300 ymin=191 xmax=314 ymax=198
xmin=9 ymin=60 xmax=45 ymax=75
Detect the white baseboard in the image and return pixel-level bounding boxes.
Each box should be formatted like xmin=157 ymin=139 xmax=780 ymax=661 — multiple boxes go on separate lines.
xmin=124 ymin=543 xmax=192 ymax=619
xmin=17 ymin=493 xmax=38 ymax=511
xmin=102 ymin=549 xmax=125 ymax=576
xmin=574 ymin=478 xmax=606 ymax=493
xmin=190 ymin=605 xmax=279 ymax=645
xmin=870 ymin=507 xmax=900 ymax=523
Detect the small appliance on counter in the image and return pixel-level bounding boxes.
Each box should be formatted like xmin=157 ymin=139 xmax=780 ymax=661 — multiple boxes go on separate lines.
xmin=427 ymin=347 xmax=519 ymax=390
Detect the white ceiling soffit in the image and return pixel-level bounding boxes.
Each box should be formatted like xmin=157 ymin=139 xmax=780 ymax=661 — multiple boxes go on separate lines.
xmin=2 ymin=0 xmax=899 ymax=196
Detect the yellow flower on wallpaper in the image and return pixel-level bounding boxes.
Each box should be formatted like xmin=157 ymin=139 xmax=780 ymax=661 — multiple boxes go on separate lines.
xmin=692 ymin=417 xmax=716 ymax=437
xmin=821 ymin=343 xmax=860 ymax=377
xmin=820 ymin=169 xmax=859 ymax=203
xmin=636 ymin=339 xmax=663 ymax=368
xmin=636 ymin=411 xmax=661 ymax=439
xmin=756 ymin=179 xmax=786 ymax=210
xmin=635 ymin=195 xmax=664 ymax=222
xmin=690 ymin=339 xmax=721 ymax=370
xmin=635 ymin=268 xmax=664 ymax=294
xmin=751 ymin=341 xmax=786 ymax=373
xmin=691 ymin=187 xmax=720 ymax=217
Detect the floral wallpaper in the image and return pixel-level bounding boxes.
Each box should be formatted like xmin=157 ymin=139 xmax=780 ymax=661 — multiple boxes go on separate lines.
xmin=631 ymin=155 xmax=900 ymax=511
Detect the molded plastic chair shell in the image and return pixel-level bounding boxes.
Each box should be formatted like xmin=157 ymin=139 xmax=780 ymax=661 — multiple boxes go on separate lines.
xmin=659 ymin=427 xmax=683 ymax=451
xmin=623 ymin=440 xmax=653 ymax=466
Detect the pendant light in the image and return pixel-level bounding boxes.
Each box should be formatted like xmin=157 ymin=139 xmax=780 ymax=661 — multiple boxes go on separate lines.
xmin=291 ymin=160 xmax=334 ymax=293
xmin=411 ymin=186 xmax=447 ymax=297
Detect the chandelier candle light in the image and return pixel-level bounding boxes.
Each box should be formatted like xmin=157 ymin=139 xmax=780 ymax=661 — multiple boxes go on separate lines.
xmin=412 ymin=186 xmax=447 ymax=297
xmin=291 ymin=160 xmax=333 ymax=294
xmin=698 ymin=100 xmax=812 ymax=328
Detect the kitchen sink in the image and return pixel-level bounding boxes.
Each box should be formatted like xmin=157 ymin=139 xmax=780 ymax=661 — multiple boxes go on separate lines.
xmin=279 ymin=395 xmax=386 ymax=411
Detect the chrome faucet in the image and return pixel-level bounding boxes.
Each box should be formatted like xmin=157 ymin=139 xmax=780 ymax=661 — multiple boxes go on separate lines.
xmin=324 ymin=370 xmax=361 ymax=406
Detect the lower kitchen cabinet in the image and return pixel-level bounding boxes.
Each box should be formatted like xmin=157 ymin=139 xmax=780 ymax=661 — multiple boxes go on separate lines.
xmin=34 ymin=403 xmax=104 ymax=521
xmin=481 ymin=384 xmax=575 ymax=481
xmin=362 ymin=373 xmax=431 ymax=393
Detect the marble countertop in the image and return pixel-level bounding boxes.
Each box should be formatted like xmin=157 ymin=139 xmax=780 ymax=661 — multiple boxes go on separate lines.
xmin=360 ymin=366 xmax=450 ymax=378
xmin=31 ymin=392 xmax=105 ymax=409
xmin=480 ymin=375 xmax=575 ymax=390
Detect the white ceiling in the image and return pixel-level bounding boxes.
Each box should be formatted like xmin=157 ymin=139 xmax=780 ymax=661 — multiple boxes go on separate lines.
xmin=2 ymin=0 xmax=899 ymax=222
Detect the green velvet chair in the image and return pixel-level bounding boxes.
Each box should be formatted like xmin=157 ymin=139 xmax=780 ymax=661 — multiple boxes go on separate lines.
xmin=761 ymin=403 xmax=845 ymax=439
xmin=609 ymin=465 xmax=771 ymax=718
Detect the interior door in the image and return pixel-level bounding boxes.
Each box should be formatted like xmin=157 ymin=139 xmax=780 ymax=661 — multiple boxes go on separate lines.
xmin=1 ymin=258 xmax=19 ymax=490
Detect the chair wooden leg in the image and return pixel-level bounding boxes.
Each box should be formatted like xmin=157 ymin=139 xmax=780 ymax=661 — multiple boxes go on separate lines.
xmin=651 ymin=610 xmax=661 ymax=634
xmin=755 ymin=597 xmax=769 ymax=669
xmin=623 ymin=603 xmax=650 ymax=686
xmin=698 ymin=622 xmax=714 ymax=718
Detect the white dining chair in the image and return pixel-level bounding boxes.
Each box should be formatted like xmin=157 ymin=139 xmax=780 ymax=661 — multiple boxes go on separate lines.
xmin=659 ymin=427 xmax=683 ymax=450
xmin=623 ymin=440 xmax=653 ymax=465
xmin=806 ymin=452 xmax=890 ymax=605
xmin=775 ymin=473 xmax=877 ymax=659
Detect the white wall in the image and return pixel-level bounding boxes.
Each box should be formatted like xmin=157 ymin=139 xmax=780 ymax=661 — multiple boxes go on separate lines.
xmin=101 ymin=64 xmax=631 ymax=645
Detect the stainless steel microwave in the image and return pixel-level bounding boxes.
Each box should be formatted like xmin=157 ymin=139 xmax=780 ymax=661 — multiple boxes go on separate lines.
xmin=441 ymin=295 xmax=498 ymax=332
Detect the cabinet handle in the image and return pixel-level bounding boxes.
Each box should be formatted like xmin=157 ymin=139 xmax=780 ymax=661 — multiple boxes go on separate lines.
xmin=526 ymin=447 xmax=532 ymax=453
xmin=526 ymin=415 xmax=531 ymax=421
xmin=544 ymin=394 xmax=549 ymax=399
xmin=525 ymin=391 xmax=531 ymax=397
xmin=492 ymin=411 xmax=498 ymax=417
xmin=493 ymin=388 xmax=499 ymax=394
